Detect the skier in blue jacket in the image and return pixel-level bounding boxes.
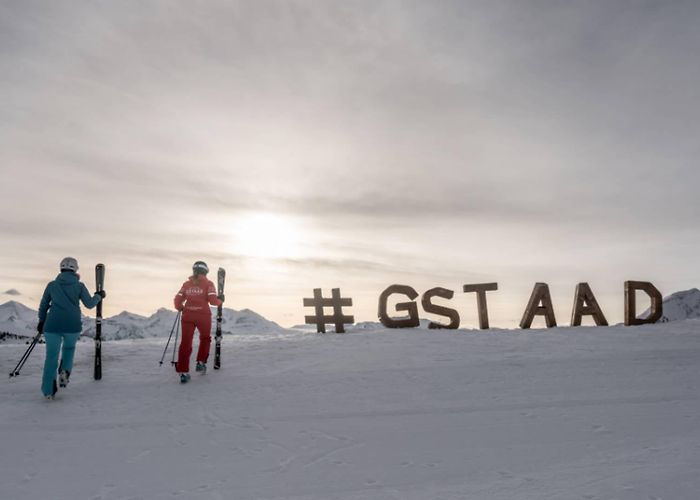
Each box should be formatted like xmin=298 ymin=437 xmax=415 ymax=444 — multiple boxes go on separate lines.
xmin=37 ymin=257 xmax=105 ymax=399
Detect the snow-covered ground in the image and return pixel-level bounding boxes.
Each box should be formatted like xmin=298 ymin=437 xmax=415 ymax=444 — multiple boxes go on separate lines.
xmin=1 ymin=321 xmax=699 ymax=500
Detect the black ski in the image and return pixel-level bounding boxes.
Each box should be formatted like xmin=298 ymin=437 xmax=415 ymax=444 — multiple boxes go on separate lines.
xmin=214 ymin=267 xmax=225 ymax=370
xmin=94 ymin=263 xmax=105 ymax=380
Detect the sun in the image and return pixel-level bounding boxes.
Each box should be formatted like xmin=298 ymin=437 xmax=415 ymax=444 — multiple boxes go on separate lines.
xmin=231 ymin=212 xmax=304 ymax=259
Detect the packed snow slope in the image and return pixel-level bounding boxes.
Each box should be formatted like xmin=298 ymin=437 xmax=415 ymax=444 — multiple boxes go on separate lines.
xmin=1 ymin=321 xmax=699 ymax=500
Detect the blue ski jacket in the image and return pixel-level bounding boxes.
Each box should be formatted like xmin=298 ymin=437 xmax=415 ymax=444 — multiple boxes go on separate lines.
xmin=38 ymin=271 xmax=102 ymax=333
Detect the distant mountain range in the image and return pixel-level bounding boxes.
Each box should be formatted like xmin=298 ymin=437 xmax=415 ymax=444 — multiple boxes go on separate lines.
xmin=2 ymin=287 xmax=699 ymax=339
xmin=0 ymin=301 xmax=288 ymax=340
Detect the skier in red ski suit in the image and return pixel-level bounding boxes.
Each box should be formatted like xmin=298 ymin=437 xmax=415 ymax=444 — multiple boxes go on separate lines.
xmin=173 ymin=261 xmax=223 ymax=380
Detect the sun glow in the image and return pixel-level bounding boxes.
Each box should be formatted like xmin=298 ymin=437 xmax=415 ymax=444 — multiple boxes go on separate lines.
xmin=231 ymin=212 xmax=305 ymax=259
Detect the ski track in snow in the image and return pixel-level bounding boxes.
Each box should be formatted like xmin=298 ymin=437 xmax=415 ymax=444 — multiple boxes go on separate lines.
xmin=1 ymin=322 xmax=699 ymax=500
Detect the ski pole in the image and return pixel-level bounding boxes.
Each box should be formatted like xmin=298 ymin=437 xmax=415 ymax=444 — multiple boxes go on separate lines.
xmin=170 ymin=312 xmax=181 ymax=367
xmin=9 ymin=332 xmax=42 ymax=377
xmin=159 ymin=311 xmax=181 ymax=365
xmin=9 ymin=334 xmax=40 ymax=377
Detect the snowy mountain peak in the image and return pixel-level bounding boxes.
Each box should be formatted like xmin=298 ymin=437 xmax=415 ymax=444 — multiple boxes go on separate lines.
xmin=3 ymin=288 xmax=21 ymax=296
xmin=112 ymin=311 xmax=148 ymax=321
xmin=0 ymin=300 xmax=35 ymax=318
xmin=644 ymin=288 xmax=700 ymax=323
xmin=0 ymin=300 xmax=38 ymax=335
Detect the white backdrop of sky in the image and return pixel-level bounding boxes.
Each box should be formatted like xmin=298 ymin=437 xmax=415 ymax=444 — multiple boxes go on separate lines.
xmin=1 ymin=1 xmax=699 ymax=327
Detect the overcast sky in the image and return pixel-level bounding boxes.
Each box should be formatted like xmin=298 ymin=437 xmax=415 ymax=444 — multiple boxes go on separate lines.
xmin=1 ymin=1 xmax=699 ymax=327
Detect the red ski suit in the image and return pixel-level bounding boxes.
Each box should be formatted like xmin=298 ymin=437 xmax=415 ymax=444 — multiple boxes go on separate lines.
xmin=173 ymin=276 xmax=223 ymax=373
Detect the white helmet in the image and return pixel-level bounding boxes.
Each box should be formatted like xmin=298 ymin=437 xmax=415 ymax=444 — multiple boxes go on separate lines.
xmin=60 ymin=257 xmax=79 ymax=272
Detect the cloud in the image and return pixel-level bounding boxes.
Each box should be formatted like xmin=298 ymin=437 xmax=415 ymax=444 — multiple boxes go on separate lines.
xmin=1 ymin=1 xmax=699 ymax=323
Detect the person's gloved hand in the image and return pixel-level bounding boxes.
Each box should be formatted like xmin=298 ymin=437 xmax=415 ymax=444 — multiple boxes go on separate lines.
xmin=37 ymin=320 xmax=44 ymax=334
xmin=96 ymin=290 xmax=106 ymax=299
xmin=218 ymin=294 xmax=225 ymax=303
xmin=176 ymin=305 xmax=184 ymax=312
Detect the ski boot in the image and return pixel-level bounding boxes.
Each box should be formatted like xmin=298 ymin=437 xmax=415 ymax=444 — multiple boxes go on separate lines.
xmin=45 ymin=380 xmax=58 ymax=400
xmin=196 ymin=362 xmax=207 ymax=375
xmin=180 ymin=373 xmax=191 ymax=384
xmin=59 ymin=369 xmax=70 ymax=388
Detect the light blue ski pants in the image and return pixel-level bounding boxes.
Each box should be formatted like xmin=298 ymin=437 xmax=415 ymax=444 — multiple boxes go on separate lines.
xmin=42 ymin=332 xmax=80 ymax=396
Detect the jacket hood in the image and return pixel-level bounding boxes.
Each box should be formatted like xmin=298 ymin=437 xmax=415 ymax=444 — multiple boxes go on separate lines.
xmin=56 ymin=272 xmax=79 ymax=285
xmin=188 ymin=275 xmax=209 ymax=283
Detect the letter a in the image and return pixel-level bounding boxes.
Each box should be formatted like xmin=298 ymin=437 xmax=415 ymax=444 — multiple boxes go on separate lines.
xmin=571 ymin=283 xmax=608 ymax=326
xmin=520 ymin=283 xmax=557 ymax=329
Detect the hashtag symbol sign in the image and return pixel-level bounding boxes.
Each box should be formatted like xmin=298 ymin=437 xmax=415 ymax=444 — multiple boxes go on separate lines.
xmin=303 ymin=288 xmax=355 ymax=333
